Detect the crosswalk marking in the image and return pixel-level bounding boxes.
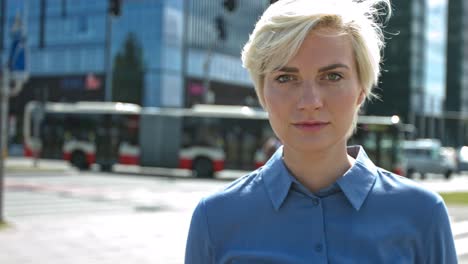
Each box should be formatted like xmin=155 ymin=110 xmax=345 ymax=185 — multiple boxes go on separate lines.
xmin=451 ymin=220 xmax=468 ymax=257
xmin=453 ymin=220 xmax=468 ymax=237
xmin=4 ymin=191 xmax=132 ymax=218
xmin=456 ymin=237 xmax=468 ymax=256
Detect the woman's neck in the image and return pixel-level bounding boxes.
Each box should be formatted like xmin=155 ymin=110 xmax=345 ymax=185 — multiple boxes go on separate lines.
xmin=282 ymin=144 xmax=355 ymax=193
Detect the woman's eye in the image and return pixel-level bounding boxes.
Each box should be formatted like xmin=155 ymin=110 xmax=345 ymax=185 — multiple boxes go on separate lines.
xmin=275 ymin=75 xmax=296 ymax=83
xmin=325 ymin=73 xmax=342 ymax=81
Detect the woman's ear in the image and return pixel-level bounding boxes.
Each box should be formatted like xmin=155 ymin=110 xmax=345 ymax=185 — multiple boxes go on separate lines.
xmin=357 ymin=90 xmax=366 ymax=106
xmin=262 ymin=100 xmax=269 ymax=112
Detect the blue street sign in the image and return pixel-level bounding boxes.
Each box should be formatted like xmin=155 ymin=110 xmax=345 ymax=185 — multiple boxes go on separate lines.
xmin=8 ymin=31 xmax=26 ymax=72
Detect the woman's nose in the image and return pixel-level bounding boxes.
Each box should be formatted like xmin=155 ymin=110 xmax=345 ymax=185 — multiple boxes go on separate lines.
xmin=297 ymin=81 xmax=323 ymax=110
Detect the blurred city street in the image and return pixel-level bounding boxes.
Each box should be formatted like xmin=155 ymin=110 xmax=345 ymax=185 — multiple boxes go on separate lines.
xmin=2 ymin=158 xmax=223 ymax=264
xmin=1 ymin=158 xmax=468 ymax=263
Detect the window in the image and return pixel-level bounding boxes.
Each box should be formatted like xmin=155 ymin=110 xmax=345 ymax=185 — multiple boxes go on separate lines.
xmin=77 ymin=16 xmax=89 ymax=35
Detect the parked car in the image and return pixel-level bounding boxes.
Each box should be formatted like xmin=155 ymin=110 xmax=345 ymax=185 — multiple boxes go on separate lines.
xmin=457 ymin=146 xmax=468 ymax=172
xmin=402 ymin=139 xmax=456 ymax=180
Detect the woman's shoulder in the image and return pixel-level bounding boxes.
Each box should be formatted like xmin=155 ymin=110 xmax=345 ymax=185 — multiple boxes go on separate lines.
xmin=190 ymin=168 xmax=273 ymax=234
xmin=374 ymin=167 xmax=444 ymax=208
xmin=201 ymin=168 xmax=267 ymax=208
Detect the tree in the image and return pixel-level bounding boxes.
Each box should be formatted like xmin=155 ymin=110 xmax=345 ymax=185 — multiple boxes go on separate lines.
xmin=112 ymin=33 xmax=144 ymax=105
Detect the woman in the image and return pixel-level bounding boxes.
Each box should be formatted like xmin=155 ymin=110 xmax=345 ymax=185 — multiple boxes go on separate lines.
xmin=185 ymin=0 xmax=457 ymax=263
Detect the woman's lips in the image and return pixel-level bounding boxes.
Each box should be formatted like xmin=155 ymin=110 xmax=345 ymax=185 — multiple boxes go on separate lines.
xmin=292 ymin=121 xmax=330 ymax=132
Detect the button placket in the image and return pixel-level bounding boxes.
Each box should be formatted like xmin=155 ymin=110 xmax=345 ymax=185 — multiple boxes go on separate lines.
xmin=315 ymin=243 xmax=323 ymax=252
xmin=310 ymin=197 xmax=325 ymax=258
xmin=312 ymin=198 xmax=320 ymax=206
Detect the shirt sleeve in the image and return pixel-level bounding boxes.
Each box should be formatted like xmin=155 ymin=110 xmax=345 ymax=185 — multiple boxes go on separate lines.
xmin=185 ymin=198 xmax=213 ymax=264
xmin=425 ymin=199 xmax=458 ymax=264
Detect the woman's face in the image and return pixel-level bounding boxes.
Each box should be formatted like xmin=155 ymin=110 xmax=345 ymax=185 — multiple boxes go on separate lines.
xmin=263 ymin=30 xmax=364 ymax=154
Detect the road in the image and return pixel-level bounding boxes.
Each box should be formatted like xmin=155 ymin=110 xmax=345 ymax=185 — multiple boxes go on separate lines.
xmin=1 ymin=168 xmax=468 ymax=263
xmin=1 ymin=169 xmax=223 ymax=264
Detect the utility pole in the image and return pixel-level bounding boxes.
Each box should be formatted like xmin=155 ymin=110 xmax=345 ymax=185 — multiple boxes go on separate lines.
xmin=0 ymin=61 xmax=7 ymax=225
xmin=203 ymin=41 xmax=215 ymax=104
xmin=181 ymin=0 xmax=189 ymax=106
xmin=0 ymin=0 xmax=8 ymax=224
xmin=0 ymin=1 xmax=29 ymax=224
xmin=0 ymin=0 xmax=4 ymax=53
xmin=104 ymin=10 xmax=113 ymax=101
xmin=105 ymin=0 xmax=122 ymax=102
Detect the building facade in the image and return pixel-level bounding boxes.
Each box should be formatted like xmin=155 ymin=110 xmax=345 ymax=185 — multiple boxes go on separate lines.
xmin=184 ymin=0 xmax=266 ymax=107
xmin=446 ymin=0 xmax=468 ymax=113
xmin=421 ymin=0 xmax=448 ymax=141
xmin=365 ymin=0 xmax=428 ymax=126
xmin=2 ymin=0 xmax=267 ymax=109
xmin=445 ymin=0 xmax=468 ymax=146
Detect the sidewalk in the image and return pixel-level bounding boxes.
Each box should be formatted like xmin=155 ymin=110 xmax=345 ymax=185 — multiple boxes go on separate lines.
xmin=417 ymin=175 xmax=468 ymax=193
xmin=5 ymin=157 xmax=468 ymax=193
xmin=5 ymin=157 xmax=75 ymax=174
xmin=1 ymin=212 xmax=467 ymax=264
xmin=0 ymin=212 xmax=189 ymax=264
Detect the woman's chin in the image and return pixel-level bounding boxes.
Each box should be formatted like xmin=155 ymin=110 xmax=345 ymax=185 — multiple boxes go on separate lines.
xmin=286 ymin=140 xmax=333 ymax=154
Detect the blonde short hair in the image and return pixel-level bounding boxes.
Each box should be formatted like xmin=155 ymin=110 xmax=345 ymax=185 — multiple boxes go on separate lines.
xmin=241 ymin=0 xmax=391 ymax=108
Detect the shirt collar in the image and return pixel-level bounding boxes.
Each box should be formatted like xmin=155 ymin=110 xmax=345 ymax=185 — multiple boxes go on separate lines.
xmin=261 ymin=145 xmax=378 ymax=211
xmin=336 ymin=146 xmax=378 ymax=211
xmin=260 ymin=146 xmax=293 ymax=211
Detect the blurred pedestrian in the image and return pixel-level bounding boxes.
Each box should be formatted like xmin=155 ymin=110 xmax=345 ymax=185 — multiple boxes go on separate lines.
xmin=262 ymin=136 xmax=281 ymax=161
xmin=185 ymin=0 xmax=457 ymax=263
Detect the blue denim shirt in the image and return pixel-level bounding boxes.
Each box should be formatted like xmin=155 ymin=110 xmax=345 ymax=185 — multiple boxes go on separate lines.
xmin=185 ymin=146 xmax=457 ymax=264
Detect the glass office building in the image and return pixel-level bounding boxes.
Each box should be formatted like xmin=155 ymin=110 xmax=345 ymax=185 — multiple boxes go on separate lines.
xmin=445 ymin=0 xmax=468 ymax=145
xmin=2 ymin=0 xmax=269 ymax=113
xmin=446 ymin=0 xmax=468 ymax=114
xmin=184 ymin=0 xmax=267 ymax=106
xmin=424 ymin=0 xmax=447 ymax=116
xmin=365 ymin=0 xmax=428 ymax=124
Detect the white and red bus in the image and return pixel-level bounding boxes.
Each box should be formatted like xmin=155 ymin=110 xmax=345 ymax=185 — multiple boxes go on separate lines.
xmin=23 ymin=101 xmax=274 ymax=177
xmin=23 ymin=101 xmax=142 ymax=171
xmin=23 ymin=101 xmax=408 ymax=177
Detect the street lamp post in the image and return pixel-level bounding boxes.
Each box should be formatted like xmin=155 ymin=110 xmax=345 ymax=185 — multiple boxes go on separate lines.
xmin=203 ymin=41 xmax=216 ymax=104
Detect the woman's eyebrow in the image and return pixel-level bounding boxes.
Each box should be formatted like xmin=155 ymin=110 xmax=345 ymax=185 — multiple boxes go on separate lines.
xmin=276 ymin=66 xmax=299 ymax=73
xmin=318 ymin=63 xmax=350 ymax=72
xmin=275 ymin=63 xmax=349 ymax=73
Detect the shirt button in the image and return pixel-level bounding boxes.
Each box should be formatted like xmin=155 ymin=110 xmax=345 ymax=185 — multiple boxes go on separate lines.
xmin=315 ymin=243 xmax=323 ymax=252
xmin=312 ymin=198 xmax=320 ymax=206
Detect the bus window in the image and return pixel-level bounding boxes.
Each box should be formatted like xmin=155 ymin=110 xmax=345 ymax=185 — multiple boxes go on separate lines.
xmin=120 ymin=115 xmax=139 ymax=146
xmin=349 ymin=120 xmax=405 ymax=175
xmin=40 ymin=113 xmax=65 ymax=159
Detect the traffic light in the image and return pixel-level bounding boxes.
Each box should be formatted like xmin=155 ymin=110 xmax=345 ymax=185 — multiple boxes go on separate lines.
xmin=215 ymin=16 xmax=226 ymax=40
xmin=109 ymin=0 xmax=122 ymax=16
xmin=223 ymin=0 xmax=237 ymax=12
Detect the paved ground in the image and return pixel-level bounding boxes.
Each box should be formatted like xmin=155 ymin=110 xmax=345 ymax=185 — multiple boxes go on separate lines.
xmin=1 ymin=160 xmax=220 ymax=264
xmin=1 ymin=212 xmax=190 ymax=264
xmin=1 ymin=158 xmax=468 ymax=263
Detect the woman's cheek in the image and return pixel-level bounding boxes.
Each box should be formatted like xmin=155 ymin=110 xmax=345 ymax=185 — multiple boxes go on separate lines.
xmin=267 ymin=84 xmax=292 ymax=101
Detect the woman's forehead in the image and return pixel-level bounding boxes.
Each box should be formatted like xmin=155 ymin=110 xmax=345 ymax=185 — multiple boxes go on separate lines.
xmin=283 ymin=32 xmax=355 ymax=69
